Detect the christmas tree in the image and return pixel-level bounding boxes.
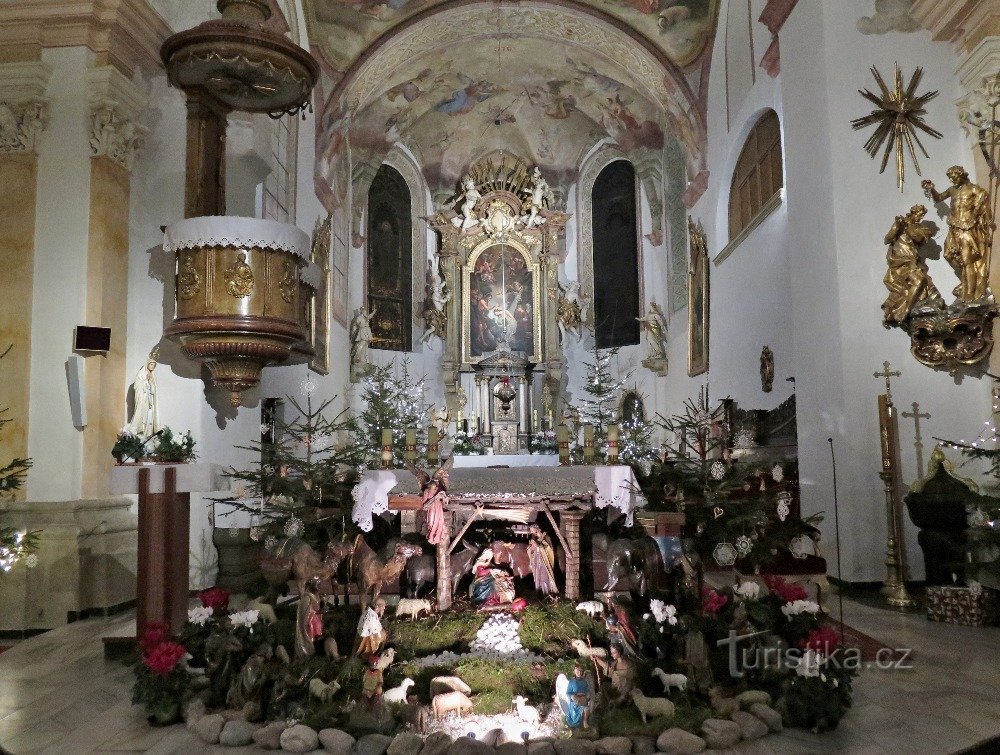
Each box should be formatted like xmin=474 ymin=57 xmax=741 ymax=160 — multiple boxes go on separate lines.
xmin=0 ymin=344 xmax=37 ymax=573
xmin=577 ymin=345 xmax=629 ymax=454
xmin=648 ymin=386 xmax=819 ymax=570
xmin=351 ymin=360 xmax=429 ymax=467
xmin=218 ymin=390 xmax=362 ymax=548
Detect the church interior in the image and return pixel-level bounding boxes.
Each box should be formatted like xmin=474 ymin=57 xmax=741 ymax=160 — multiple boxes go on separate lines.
xmin=3 ymin=0 xmax=1000 ymax=752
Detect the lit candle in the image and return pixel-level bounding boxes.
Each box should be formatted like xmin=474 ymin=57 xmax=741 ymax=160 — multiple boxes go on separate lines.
xmin=607 ymin=423 xmax=620 ymax=465
xmin=381 ymin=428 xmax=393 ymax=469
xmin=557 ymin=424 xmax=570 ymax=466
xmin=583 ymin=423 xmax=595 ymax=464
xmin=405 ymin=427 xmax=417 ymax=464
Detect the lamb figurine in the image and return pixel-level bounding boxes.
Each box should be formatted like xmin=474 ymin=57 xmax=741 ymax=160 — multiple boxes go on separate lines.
xmin=575 ymin=600 xmax=606 ymax=618
xmin=652 ymin=668 xmax=688 ymax=694
xmin=395 ymin=598 xmax=433 ymax=621
xmin=631 ymin=689 xmax=676 ymax=723
xmin=512 ymin=695 xmax=540 ymax=727
xmin=384 ymin=678 xmax=416 ymax=704
xmin=308 ymin=677 xmax=341 ymax=703
xmin=375 ymin=647 xmax=396 ymax=671
xmin=569 ymin=639 xmax=609 ymax=658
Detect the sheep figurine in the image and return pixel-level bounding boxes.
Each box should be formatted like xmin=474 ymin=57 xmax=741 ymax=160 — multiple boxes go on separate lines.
xmin=512 ymin=695 xmax=540 ymax=727
xmin=375 ymin=647 xmax=396 ymax=671
xmin=245 ymin=599 xmax=278 ymax=624
xmin=709 ymin=687 xmax=740 ymax=717
xmin=569 ymin=639 xmax=609 ymax=658
xmin=652 ymin=668 xmax=688 ymax=694
xmin=432 ymin=690 xmax=474 ymax=720
xmin=395 ymin=598 xmax=433 ymax=621
xmin=431 ymin=675 xmax=472 ymax=695
xmin=575 ymin=600 xmax=606 ymax=618
xmin=308 ymin=677 xmax=341 ymax=703
xmin=631 ymin=689 xmax=675 ymax=723
xmin=384 ymin=678 xmax=416 ymax=704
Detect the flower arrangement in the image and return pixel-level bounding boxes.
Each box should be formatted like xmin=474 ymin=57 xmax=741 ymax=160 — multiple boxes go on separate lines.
xmin=529 ymin=430 xmax=558 ymax=454
xmin=132 ymin=621 xmax=191 ymax=725
xmin=113 ymin=427 xmax=197 ymax=464
xmin=451 ymin=430 xmax=486 ymax=455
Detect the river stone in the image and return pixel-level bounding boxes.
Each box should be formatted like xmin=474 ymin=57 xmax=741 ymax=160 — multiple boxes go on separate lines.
xmin=700 ymin=718 xmax=740 ymax=750
xmin=253 ymin=721 xmax=287 ymax=749
xmin=596 ymin=736 xmax=632 ymax=754
xmin=193 ymin=713 xmax=225 ymax=744
xmin=421 ymin=732 xmax=453 ymax=755
xmin=629 ymin=736 xmax=657 ymax=754
xmin=737 ymin=690 xmax=772 ymax=708
xmin=183 ymin=697 xmax=206 ymax=727
xmin=219 ymin=719 xmax=257 ymax=746
xmin=554 ymin=740 xmax=598 ymax=754
xmin=498 ymin=744 xmax=528 ymax=755
xmin=387 ymin=733 xmax=425 ymax=754
xmin=355 ymin=733 xmax=393 ymax=755
xmin=447 ymin=738 xmax=494 ymax=754
xmin=655 ymin=728 xmax=706 ymax=754
xmin=280 ymin=723 xmax=319 ymax=752
xmin=732 ymin=710 xmax=768 ymax=741
xmin=528 ymin=742 xmax=557 ymax=755
xmin=318 ymin=728 xmax=356 ymax=754
xmin=749 ymin=703 xmax=783 ymax=733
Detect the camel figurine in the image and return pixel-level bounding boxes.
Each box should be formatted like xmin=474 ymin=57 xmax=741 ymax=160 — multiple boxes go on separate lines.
xmin=350 ymin=536 xmax=423 ymax=608
xmin=271 ymin=537 xmax=354 ymax=600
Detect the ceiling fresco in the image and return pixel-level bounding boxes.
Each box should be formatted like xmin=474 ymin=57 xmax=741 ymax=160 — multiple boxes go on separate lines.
xmin=304 ymin=0 xmax=717 ymax=204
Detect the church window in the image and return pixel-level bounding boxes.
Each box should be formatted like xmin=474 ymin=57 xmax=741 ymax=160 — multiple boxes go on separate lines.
xmin=366 ymin=164 xmax=412 ymax=352
xmin=728 ymin=109 xmax=782 ymax=241
xmin=261 ymin=114 xmax=298 ymax=223
xmin=592 ymin=160 xmax=640 ymax=349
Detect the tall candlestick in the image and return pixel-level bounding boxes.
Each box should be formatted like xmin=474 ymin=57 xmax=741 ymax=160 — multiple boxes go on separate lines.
xmin=405 ymin=427 xmax=417 ymax=464
xmin=557 ymin=424 xmax=570 ymax=466
xmin=381 ymin=428 xmax=393 ymax=469
xmin=532 ymin=409 xmax=538 ymax=432
xmin=607 ymin=423 xmax=620 ymax=465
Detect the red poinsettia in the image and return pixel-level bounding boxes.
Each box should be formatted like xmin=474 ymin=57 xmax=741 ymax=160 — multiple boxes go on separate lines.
xmin=763 ymin=574 xmax=808 ymax=603
xmin=199 ymin=587 xmax=230 ymax=612
xmin=701 ymin=586 xmax=728 ymax=615
xmin=800 ymin=627 xmax=842 ymax=654
xmin=143 ymin=640 xmax=188 ymax=677
xmin=140 ymin=621 xmax=170 ymax=653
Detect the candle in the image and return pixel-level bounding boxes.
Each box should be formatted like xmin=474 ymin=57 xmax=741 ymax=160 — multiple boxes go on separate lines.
xmin=380 ymin=428 xmax=393 ymax=469
xmin=583 ymin=423 xmax=595 ymax=463
xmin=607 ymin=423 xmax=620 ymax=465
xmin=427 ymin=427 xmax=439 ymax=466
xmin=405 ymin=427 xmax=417 ymax=464
xmin=557 ymin=424 xmax=570 ymax=466
xmin=532 ymin=409 xmax=538 ymax=431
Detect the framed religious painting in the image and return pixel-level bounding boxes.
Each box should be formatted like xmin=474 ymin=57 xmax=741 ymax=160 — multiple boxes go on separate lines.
xmin=687 ymin=217 xmax=709 ymax=377
xmin=309 ymin=214 xmax=331 ymax=374
xmin=462 ymin=237 xmax=542 ymax=365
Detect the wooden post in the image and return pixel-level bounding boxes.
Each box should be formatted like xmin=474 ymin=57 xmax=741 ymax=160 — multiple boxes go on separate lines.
xmin=559 ymin=510 xmax=584 ymax=601
xmin=436 ymin=515 xmax=452 ymax=611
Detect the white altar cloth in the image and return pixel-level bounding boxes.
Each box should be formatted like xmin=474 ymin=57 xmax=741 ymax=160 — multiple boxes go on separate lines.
xmin=452 ymin=454 xmax=559 ymax=468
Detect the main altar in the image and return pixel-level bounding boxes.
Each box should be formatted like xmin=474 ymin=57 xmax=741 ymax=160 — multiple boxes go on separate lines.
xmin=425 ymin=154 xmax=570 ymax=454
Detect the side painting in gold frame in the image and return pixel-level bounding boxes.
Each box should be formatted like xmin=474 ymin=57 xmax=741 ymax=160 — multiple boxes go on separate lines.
xmin=687 ymin=217 xmax=709 ymax=377
xmin=309 ymin=214 xmax=332 ymax=375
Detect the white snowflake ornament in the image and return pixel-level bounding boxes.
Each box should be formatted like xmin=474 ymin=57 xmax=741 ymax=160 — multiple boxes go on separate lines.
xmin=710 ymin=461 xmax=727 ymax=480
xmin=713 ymin=542 xmax=738 ymax=567
xmin=969 ymin=508 xmax=988 ymax=527
xmin=789 ymin=534 xmax=812 ymax=559
xmin=777 ymin=492 xmax=792 ymax=522
xmin=284 ymin=515 xmax=304 ymax=537
xmin=735 ymin=535 xmax=753 ymax=556
xmin=264 ymin=535 xmax=278 ymax=551
xmin=771 ymin=463 xmax=784 ymax=482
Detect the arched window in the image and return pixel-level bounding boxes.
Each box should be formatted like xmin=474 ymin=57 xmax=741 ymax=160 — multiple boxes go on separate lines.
xmin=728 ymin=110 xmax=783 ymax=241
xmin=367 ymin=165 xmax=412 ymax=352
xmin=592 ymin=160 xmax=640 ymax=349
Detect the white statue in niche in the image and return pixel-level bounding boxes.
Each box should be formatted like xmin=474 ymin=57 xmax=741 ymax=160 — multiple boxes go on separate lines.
xmin=637 ymin=300 xmax=669 ymax=376
xmin=451 ymin=175 xmax=482 ymax=231
xmin=124 ymin=347 xmax=160 ymax=438
xmin=350 ymin=307 xmax=374 ymax=382
xmin=522 ymin=166 xmax=553 ymax=228
xmin=421 ymin=254 xmax=451 ymax=343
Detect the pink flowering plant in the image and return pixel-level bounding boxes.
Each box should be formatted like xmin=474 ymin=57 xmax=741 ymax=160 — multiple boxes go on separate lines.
xmin=131 ymin=622 xmax=193 ymax=725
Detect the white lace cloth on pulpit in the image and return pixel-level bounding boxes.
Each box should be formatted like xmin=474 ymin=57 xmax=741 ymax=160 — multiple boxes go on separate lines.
xmin=351 ymin=470 xmax=399 ymax=532
xmin=594 ymin=465 xmax=643 ymax=526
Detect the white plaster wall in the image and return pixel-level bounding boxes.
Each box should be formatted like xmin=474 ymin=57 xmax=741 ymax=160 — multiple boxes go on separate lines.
xmin=26 ymin=47 xmax=94 ymax=502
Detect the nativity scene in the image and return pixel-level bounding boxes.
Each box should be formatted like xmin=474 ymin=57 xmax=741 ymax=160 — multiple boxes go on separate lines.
xmin=2 ymin=0 xmax=1000 ymax=753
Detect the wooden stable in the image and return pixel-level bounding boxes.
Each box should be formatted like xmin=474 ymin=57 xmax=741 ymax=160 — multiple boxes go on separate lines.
xmin=388 ymin=492 xmax=593 ymax=609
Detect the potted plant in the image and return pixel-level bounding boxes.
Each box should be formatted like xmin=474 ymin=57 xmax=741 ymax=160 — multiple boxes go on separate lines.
xmin=131 ymin=621 xmax=192 ymax=725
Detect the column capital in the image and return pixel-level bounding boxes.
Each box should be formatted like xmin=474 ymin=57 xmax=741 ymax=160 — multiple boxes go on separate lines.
xmin=0 ymin=60 xmax=52 ymax=155
xmin=87 ymin=65 xmax=147 ymax=170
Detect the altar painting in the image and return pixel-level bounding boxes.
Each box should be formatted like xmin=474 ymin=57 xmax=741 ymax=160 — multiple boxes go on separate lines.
xmin=465 ymin=242 xmax=540 ymax=362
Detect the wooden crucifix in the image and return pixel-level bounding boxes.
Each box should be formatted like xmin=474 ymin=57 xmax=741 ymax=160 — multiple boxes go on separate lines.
xmin=901 ymin=401 xmax=931 ymax=477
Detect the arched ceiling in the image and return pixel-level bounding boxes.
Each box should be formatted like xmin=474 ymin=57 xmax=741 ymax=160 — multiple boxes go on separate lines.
xmin=305 ymin=0 xmax=717 ymax=200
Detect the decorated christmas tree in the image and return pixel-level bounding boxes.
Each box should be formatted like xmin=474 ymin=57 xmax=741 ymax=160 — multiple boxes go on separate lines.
xmin=648 ymin=386 xmax=819 ymax=570
xmin=218 ymin=389 xmax=362 ymax=548
xmin=351 ymin=360 xmax=428 ymax=467
xmin=618 ymin=389 xmax=658 ymax=469
xmin=577 ymin=345 xmax=628 ymax=454
xmin=0 ymin=344 xmax=37 ymax=573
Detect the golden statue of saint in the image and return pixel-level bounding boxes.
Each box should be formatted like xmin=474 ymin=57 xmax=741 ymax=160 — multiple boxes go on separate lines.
xmin=922 ymin=166 xmax=995 ymax=302
xmin=882 ymin=204 xmax=942 ymax=326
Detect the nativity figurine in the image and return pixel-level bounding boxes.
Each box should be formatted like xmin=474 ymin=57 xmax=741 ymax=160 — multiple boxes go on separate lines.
xmin=526 ymin=524 xmax=558 ymax=596
xmin=555 ymin=664 xmax=594 ymax=729
xmin=469 ymin=548 xmax=516 ymax=607
xmin=294 ymin=578 xmax=324 ymax=658
xmin=356 ymin=597 xmax=388 ymax=656
xmin=405 ymin=456 xmax=453 ymax=545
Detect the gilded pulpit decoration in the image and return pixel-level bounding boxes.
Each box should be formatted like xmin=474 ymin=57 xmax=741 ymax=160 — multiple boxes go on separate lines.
xmin=225 ymin=252 xmax=255 ymax=297
xmin=687 ymin=218 xmax=709 ymax=377
xmin=177 ymin=253 xmax=201 ymax=300
xmin=881 ymin=166 xmax=998 ymax=373
xmin=760 ymin=346 xmax=774 ymax=392
xmin=279 ymin=260 xmax=295 ymax=303
xmin=850 ymin=64 xmax=942 ymax=192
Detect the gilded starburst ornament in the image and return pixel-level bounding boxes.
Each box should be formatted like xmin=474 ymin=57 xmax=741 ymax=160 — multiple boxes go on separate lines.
xmin=851 ymin=64 xmax=942 ymax=191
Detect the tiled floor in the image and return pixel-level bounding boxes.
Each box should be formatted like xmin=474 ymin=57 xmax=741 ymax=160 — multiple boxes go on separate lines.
xmin=1 ymin=595 xmax=998 ymax=754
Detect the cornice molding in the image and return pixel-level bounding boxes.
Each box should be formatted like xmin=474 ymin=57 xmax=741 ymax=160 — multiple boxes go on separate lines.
xmin=0 ymin=0 xmax=172 ymax=77
xmin=0 ymin=60 xmax=52 ymax=155
xmin=911 ymin=0 xmax=1000 ymax=54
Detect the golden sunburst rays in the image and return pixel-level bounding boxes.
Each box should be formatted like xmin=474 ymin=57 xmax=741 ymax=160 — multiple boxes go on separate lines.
xmin=851 ymin=64 xmax=943 ymax=191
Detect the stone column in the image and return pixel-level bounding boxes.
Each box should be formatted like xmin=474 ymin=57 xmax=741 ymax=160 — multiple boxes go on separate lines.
xmin=559 ymin=510 xmax=584 ymax=601
xmin=0 ymin=60 xmax=50 ymax=501
xmin=517 ymin=375 xmax=528 ymax=448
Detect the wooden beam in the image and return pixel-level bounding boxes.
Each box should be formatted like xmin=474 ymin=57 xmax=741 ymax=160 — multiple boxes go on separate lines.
xmin=542 ymin=501 xmax=574 ymax=560
xmin=448 ymin=504 xmax=484 ymax=554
